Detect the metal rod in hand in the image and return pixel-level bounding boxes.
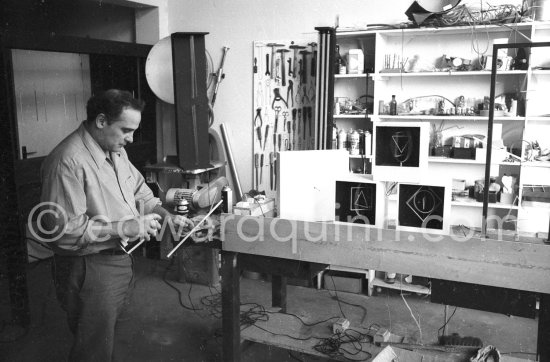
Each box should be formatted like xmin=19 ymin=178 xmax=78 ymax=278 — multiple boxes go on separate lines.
xmin=167 ymin=200 xmax=223 ymax=258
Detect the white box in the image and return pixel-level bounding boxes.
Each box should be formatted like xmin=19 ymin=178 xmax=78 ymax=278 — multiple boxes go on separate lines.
xmin=347 ymin=49 xmax=364 ymax=74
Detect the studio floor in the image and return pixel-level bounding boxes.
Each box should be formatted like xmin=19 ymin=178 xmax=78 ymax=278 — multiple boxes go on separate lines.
xmin=0 ymin=255 xmax=538 ymax=362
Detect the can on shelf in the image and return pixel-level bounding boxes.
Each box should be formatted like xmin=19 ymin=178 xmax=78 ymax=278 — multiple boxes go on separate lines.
xmin=337 ymin=129 xmax=346 ymax=150
xmin=221 ymin=185 xmax=233 ymax=213
xmin=349 ymin=129 xmax=360 ymax=155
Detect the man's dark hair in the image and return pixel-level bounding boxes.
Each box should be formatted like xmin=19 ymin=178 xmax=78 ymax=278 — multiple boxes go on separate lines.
xmin=86 ymin=89 xmax=145 ymax=124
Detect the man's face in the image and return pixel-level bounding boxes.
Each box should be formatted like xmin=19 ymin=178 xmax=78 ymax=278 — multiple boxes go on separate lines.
xmin=97 ymin=108 xmax=141 ymax=152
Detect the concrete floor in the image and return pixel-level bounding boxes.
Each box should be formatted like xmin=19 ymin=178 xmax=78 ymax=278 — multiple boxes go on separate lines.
xmin=0 ymin=256 xmax=539 ymax=362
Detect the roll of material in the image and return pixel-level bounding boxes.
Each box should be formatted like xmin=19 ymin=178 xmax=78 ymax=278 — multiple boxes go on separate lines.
xmin=526 ymin=0 xmax=550 ymax=21
xmin=220 ymin=123 xmax=244 ymax=202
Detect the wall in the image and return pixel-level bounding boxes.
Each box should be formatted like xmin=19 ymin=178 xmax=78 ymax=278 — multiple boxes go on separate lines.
xmin=158 ymin=0 xmax=522 ymax=195
xmin=115 ymin=0 xmax=520 ymax=196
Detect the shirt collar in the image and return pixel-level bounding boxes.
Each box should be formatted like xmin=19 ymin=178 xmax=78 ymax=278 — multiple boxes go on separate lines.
xmin=77 ymin=122 xmax=110 ymax=168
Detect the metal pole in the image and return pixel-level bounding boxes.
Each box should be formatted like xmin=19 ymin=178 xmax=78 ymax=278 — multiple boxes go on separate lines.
xmin=220 ymin=123 xmax=244 ymax=201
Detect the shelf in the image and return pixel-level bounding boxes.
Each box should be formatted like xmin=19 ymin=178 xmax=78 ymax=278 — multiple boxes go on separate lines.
xmin=376 ymin=70 xmax=527 ymax=78
xmin=376 ymin=115 xmax=524 ymax=121
xmin=335 ymin=73 xmax=368 ymax=79
xmin=336 ymin=22 xmax=535 ymax=37
xmin=371 ymin=276 xmax=431 ymax=295
xmin=428 ymin=157 xmax=520 ymax=166
xmin=333 ymin=114 xmax=369 ymax=119
xmin=526 ymin=116 xmax=550 ymax=121
xmin=531 ymin=69 xmax=550 ymax=76
xmin=451 ymin=197 xmax=519 ymax=210
xmin=349 ymin=154 xmax=372 ymax=159
xmin=521 ymin=161 xmax=550 ymax=168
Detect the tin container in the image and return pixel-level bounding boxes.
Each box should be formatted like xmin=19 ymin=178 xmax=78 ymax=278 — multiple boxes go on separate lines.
xmin=337 ymin=129 xmax=346 ymax=150
xmin=221 ymin=185 xmax=233 ymax=213
xmin=349 ymin=129 xmax=360 ymax=155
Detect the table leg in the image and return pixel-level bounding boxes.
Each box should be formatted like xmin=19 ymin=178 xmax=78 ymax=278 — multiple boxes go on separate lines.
xmin=222 ymin=251 xmax=240 ymax=362
xmin=538 ymin=293 xmax=550 ymax=362
xmin=272 ymin=274 xmax=287 ymax=313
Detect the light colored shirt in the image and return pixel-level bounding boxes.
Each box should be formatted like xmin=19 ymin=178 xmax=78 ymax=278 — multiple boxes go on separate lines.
xmin=40 ymin=122 xmax=161 ymax=255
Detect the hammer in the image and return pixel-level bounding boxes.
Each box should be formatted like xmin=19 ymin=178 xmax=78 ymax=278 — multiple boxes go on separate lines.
xmin=300 ymin=50 xmax=312 ymax=85
xmin=276 ymin=48 xmax=291 ymax=86
xmin=308 ymin=42 xmax=317 ymax=78
xmin=289 ymin=44 xmax=306 ymax=80
xmin=266 ymin=43 xmax=284 ymax=80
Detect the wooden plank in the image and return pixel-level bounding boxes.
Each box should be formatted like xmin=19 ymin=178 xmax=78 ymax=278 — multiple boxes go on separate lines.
xmin=239 ymin=311 xmax=382 ymax=361
xmin=221 ymin=215 xmax=550 ymax=294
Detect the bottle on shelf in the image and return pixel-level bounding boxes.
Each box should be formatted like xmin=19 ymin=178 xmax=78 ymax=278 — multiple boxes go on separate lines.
xmin=389 ymin=95 xmax=397 ymax=115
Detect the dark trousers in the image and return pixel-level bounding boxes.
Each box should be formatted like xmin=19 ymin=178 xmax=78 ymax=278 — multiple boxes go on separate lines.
xmin=52 ymin=253 xmax=134 ymax=362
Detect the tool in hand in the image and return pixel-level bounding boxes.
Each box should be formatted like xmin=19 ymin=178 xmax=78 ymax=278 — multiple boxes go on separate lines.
xmin=274 ymin=106 xmax=281 ymax=133
xmin=276 ymin=48 xmax=290 ymax=86
xmin=269 ymin=152 xmax=275 ymax=190
xmin=271 ymin=88 xmax=288 ymax=109
xmin=254 ymin=153 xmax=260 ymax=190
xmin=260 ymin=153 xmax=264 ymax=185
xmin=289 ymin=44 xmax=306 ymax=79
xmin=266 ymin=43 xmax=284 ymax=80
xmin=300 ymin=49 xmax=312 ymax=85
xmin=287 ymin=79 xmax=294 ymax=108
xmin=262 ymin=124 xmax=270 ymax=151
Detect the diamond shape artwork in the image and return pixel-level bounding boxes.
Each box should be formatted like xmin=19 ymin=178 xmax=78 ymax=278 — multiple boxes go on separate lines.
xmin=399 ymin=184 xmax=445 ymax=230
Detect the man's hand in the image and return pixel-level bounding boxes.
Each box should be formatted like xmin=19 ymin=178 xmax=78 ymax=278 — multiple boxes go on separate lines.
xmin=122 ymin=213 xmax=162 ymax=241
xmin=169 ymin=214 xmax=194 ymax=237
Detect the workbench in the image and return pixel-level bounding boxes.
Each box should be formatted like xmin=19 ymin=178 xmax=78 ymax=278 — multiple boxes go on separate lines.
xmin=220 ymin=214 xmax=550 ymax=362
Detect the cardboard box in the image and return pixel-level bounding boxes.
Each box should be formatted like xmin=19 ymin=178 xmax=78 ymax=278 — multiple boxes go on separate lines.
xmin=233 ymin=198 xmax=275 ymax=217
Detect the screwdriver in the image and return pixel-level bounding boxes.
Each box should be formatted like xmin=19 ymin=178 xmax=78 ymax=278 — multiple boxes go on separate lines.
xmin=263 ymin=124 xmax=270 ymax=151
xmin=254 ymin=153 xmax=260 ymax=190
xmin=260 ymin=153 xmax=264 ymax=185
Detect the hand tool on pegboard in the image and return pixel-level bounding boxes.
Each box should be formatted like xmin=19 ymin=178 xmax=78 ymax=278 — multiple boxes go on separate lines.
xmin=262 ymin=124 xmax=270 ymax=152
xmin=300 ymin=49 xmax=312 ymax=85
xmin=289 ymin=43 xmax=306 ymax=80
xmin=287 ymin=79 xmax=294 ymax=108
xmin=266 ymin=43 xmax=284 ymax=81
xmin=272 ymin=88 xmax=288 ymax=109
xmin=254 ymin=153 xmax=260 ymax=190
xmin=276 ymin=48 xmax=290 ymax=86
xmin=309 ymin=42 xmax=317 ymax=78
xmin=269 ymin=152 xmax=275 ymax=190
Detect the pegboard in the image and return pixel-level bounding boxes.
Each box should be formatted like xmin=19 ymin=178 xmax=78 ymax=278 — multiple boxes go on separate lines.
xmin=252 ymin=39 xmax=317 ymax=199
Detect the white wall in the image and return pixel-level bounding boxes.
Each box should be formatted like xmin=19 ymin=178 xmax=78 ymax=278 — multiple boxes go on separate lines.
xmin=159 ymin=0 xmax=413 ymax=193
xmin=137 ymin=0 xmax=523 ymax=194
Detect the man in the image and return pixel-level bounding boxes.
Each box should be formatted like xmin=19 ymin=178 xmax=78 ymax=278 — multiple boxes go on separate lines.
xmin=40 ymin=89 xmax=192 ymax=361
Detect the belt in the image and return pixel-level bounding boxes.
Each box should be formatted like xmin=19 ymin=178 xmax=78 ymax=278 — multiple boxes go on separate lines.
xmin=98 ymin=248 xmax=127 ymax=256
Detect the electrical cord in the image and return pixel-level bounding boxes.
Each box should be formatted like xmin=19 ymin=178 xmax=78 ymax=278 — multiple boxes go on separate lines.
xmin=162 ymin=258 xmax=202 ymax=312
xmin=438 ymin=305 xmax=458 ymax=337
